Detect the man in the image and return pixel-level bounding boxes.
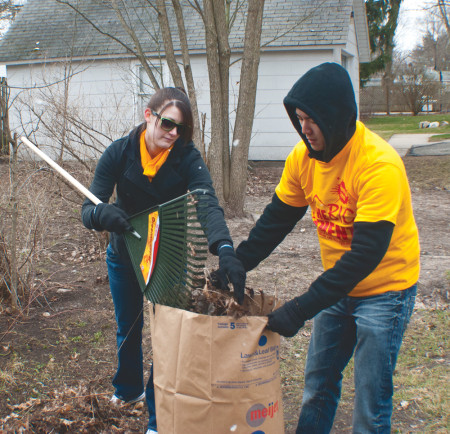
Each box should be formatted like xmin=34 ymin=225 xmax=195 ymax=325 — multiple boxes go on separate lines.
xmin=236 ymin=63 xmax=419 ymax=433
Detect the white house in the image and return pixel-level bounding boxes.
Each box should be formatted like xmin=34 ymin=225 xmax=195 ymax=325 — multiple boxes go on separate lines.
xmin=0 ymin=0 xmax=370 ymax=160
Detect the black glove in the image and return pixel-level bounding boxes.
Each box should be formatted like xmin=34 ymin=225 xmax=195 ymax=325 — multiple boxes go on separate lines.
xmin=267 ymin=297 xmax=306 ymax=337
xmin=214 ymin=243 xmax=246 ymax=305
xmin=93 ymin=203 xmax=133 ymax=234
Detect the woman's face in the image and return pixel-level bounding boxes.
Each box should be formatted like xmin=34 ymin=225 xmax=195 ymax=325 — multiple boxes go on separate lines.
xmin=144 ymin=104 xmax=183 ymax=157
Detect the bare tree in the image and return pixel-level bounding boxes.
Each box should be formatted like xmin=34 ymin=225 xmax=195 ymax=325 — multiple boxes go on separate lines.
xmin=437 ymin=0 xmax=450 ymax=38
xmin=55 ymin=0 xmax=267 ymax=216
xmin=412 ymin=28 xmax=450 ymax=72
xmin=20 ymin=0 xmax=319 ymax=215
xmin=229 ymin=0 xmax=265 ymax=214
xmin=1 ymin=66 xmax=120 ymax=309
xmin=0 ymin=78 xmax=26 ymax=308
xmin=0 ymin=0 xmax=23 ymax=36
xmin=396 ymin=62 xmax=442 ymax=114
xmin=15 ymin=65 xmax=131 ymax=167
xmin=152 ymin=0 xmax=203 ymax=156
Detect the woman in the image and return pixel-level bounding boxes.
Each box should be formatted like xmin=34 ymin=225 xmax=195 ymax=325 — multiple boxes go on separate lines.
xmin=81 ymin=87 xmax=245 ymax=434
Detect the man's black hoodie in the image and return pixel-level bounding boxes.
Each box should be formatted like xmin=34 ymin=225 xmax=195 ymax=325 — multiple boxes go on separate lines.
xmin=283 ymin=62 xmax=357 ymax=163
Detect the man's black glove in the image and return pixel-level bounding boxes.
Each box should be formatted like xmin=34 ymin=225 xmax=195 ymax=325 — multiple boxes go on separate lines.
xmin=214 ymin=244 xmax=246 ymax=305
xmin=267 ymin=297 xmax=306 ymax=337
xmin=93 ymin=203 xmax=133 ymax=234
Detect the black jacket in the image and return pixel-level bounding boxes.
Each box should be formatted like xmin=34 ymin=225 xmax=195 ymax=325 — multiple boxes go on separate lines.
xmin=82 ymin=124 xmax=231 ymax=261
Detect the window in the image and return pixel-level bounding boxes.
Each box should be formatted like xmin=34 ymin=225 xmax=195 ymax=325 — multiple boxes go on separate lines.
xmin=341 ymin=54 xmax=348 ymax=70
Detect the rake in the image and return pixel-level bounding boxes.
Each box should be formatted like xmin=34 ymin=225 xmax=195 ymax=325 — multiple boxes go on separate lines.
xmin=19 ymin=136 xmax=209 ymax=310
xmin=123 ymin=190 xmax=209 ymax=309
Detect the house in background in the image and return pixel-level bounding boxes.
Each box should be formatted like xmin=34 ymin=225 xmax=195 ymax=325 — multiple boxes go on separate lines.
xmin=0 ymin=0 xmax=370 ymax=161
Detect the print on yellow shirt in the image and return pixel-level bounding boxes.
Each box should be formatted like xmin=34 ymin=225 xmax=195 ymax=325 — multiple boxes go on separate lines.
xmin=275 ymin=121 xmax=420 ymax=297
xmin=311 ymin=184 xmax=355 ymax=247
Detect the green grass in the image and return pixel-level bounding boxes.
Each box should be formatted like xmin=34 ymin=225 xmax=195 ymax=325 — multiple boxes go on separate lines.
xmin=430 ymin=133 xmax=450 ymax=142
xmin=363 ymin=114 xmax=450 ymax=141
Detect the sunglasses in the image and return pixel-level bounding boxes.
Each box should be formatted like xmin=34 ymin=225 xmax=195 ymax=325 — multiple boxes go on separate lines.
xmin=151 ymin=110 xmax=186 ymax=135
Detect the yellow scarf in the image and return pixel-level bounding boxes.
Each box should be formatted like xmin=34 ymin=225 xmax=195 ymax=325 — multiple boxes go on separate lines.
xmin=140 ymin=130 xmax=173 ymax=181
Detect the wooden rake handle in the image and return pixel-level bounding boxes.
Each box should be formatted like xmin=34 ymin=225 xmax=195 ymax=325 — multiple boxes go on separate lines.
xmin=20 ymin=136 xmax=101 ymax=205
xmin=19 ymin=136 xmax=141 ymax=240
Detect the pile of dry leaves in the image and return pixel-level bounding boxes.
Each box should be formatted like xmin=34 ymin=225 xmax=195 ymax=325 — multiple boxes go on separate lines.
xmin=0 ymin=384 xmax=144 ymax=433
xmin=189 ymin=271 xmax=278 ymax=318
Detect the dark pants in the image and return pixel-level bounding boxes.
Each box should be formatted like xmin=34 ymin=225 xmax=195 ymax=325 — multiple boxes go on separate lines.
xmin=106 ymin=244 xmax=157 ymax=431
xmin=297 ymin=285 xmax=417 ymax=434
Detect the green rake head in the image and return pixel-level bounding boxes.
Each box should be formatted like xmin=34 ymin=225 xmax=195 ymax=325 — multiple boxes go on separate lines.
xmin=123 ymin=189 xmax=208 ymax=310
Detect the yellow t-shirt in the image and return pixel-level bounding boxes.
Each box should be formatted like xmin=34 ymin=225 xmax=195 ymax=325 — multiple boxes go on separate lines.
xmin=140 ymin=131 xmax=173 ymax=181
xmin=275 ymin=121 xmax=420 ymax=297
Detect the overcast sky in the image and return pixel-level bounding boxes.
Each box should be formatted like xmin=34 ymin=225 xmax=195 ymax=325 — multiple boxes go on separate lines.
xmin=394 ymin=0 xmax=436 ymax=53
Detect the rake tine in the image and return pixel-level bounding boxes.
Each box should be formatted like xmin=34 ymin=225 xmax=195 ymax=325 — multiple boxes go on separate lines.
xmin=124 ymin=189 xmax=209 ymax=309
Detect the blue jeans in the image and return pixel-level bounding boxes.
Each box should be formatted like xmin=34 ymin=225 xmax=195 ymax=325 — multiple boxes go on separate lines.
xmin=106 ymin=245 xmax=157 ymax=431
xmin=297 ymin=285 xmax=417 ymax=434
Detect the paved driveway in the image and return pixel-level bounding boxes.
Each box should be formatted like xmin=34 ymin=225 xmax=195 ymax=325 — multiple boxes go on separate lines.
xmin=388 ymin=134 xmax=450 ymax=156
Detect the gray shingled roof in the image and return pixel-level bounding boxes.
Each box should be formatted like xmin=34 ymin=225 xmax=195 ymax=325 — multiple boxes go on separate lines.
xmin=0 ymin=0 xmax=364 ymax=64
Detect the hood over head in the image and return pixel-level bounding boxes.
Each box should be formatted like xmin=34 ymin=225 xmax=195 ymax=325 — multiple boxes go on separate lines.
xmin=283 ymin=62 xmax=357 ymax=163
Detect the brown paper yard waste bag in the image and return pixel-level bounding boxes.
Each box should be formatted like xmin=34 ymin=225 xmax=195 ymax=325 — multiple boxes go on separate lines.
xmin=149 ymin=299 xmax=284 ymax=434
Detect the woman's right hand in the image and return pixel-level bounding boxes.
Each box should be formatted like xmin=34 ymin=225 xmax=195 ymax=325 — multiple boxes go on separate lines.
xmin=214 ymin=244 xmax=246 ymax=305
xmin=93 ymin=203 xmax=133 ymax=234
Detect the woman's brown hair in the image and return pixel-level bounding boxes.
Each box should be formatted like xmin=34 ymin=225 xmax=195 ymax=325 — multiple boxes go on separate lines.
xmin=147 ymin=87 xmax=193 ymax=144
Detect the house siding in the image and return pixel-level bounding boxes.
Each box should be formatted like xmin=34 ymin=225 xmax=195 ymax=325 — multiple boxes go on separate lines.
xmin=249 ymin=50 xmax=336 ymax=160
xmin=7 ymin=43 xmax=361 ymax=161
xmin=3 ymin=1 xmax=365 ymax=161
xmin=7 ymin=59 xmax=139 ymax=159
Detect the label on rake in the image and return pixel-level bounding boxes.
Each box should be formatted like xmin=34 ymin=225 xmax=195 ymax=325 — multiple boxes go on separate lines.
xmin=140 ymin=210 xmax=160 ymax=285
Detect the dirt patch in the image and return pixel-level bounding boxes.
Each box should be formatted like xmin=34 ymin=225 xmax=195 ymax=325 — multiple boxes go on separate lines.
xmin=0 ymin=155 xmax=448 ymax=433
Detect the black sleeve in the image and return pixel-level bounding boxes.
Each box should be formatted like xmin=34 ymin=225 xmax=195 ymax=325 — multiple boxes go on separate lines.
xmin=236 ymin=193 xmax=308 ymax=271
xmin=81 ymin=143 xmax=120 ymax=230
xmin=183 ymin=150 xmax=232 ymax=254
xmin=294 ymin=220 xmax=395 ymax=321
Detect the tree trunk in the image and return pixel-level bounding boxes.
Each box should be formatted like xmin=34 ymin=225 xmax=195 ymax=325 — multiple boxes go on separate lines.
xmin=9 ymin=135 xmax=19 ymax=309
xmin=229 ymin=0 xmax=265 ymax=216
xmin=383 ymin=69 xmax=391 ymax=115
xmin=58 ymin=63 xmax=71 ymax=163
xmin=109 ymin=0 xmax=161 ymax=90
xmin=211 ymin=0 xmax=231 ymax=201
xmin=171 ymin=0 xmax=203 ymax=158
xmin=438 ymin=0 xmax=450 ymax=38
xmin=155 ymin=0 xmax=184 ymax=88
xmin=0 ymin=78 xmax=10 ymax=156
xmin=202 ymin=0 xmax=227 ymax=202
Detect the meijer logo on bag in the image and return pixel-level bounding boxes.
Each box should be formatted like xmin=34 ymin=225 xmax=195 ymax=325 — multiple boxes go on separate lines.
xmin=246 ymin=400 xmax=280 ymax=429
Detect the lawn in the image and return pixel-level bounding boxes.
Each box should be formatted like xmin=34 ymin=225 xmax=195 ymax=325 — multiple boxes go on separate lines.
xmin=363 ymin=113 xmax=450 ymax=141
